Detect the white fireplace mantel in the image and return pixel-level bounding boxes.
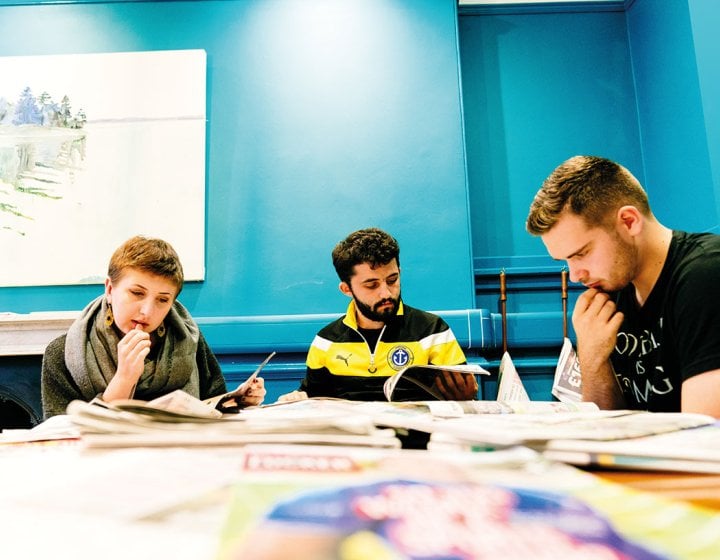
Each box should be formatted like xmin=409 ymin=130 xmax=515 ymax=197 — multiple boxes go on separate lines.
xmin=0 ymin=311 xmax=79 ymax=356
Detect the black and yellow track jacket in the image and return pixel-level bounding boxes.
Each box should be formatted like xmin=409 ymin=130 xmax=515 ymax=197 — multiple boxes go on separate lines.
xmin=299 ymin=300 xmax=466 ymax=400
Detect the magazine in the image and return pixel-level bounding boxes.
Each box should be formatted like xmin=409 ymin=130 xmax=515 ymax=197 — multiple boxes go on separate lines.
xmin=382 ymin=363 xmax=490 ymax=401
xmin=216 ymin=444 xmax=720 ymax=560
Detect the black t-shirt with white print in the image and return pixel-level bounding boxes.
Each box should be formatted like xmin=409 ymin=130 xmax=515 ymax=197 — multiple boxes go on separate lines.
xmin=611 ymin=231 xmax=720 ymax=412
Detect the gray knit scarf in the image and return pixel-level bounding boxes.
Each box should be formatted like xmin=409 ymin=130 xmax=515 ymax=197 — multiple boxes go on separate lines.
xmin=65 ymin=295 xmax=200 ymax=401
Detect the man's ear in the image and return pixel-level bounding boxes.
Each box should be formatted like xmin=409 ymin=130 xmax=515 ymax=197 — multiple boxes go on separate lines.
xmin=339 ymin=281 xmax=352 ymax=298
xmin=617 ymin=205 xmax=643 ymax=236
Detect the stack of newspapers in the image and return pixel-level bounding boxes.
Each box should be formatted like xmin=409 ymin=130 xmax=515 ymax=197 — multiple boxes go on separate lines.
xmin=66 ymin=390 xmax=401 ymax=449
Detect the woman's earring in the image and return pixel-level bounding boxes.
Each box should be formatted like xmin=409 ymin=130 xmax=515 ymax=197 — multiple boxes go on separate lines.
xmin=157 ymin=322 xmax=166 ymax=338
xmin=105 ymin=304 xmax=114 ymax=327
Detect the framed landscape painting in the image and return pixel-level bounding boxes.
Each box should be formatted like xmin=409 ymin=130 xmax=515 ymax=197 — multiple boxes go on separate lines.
xmin=0 ymin=49 xmax=206 ymax=287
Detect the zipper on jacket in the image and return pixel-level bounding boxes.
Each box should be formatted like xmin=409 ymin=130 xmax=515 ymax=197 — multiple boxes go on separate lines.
xmin=354 ymin=325 xmax=386 ymax=373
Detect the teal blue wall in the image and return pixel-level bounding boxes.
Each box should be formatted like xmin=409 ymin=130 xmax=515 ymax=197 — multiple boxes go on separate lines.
xmin=0 ymin=0 xmax=475 ymax=316
xmin=687 ymin=0 xmax=720 ymax=223
xmin=626 ymin=0 xmax=718 ymax=232
xmin=459 ymin=7 xmax=643 ymax=316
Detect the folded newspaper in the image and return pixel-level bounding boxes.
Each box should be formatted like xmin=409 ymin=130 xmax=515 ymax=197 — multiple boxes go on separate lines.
xmin=552 ymin=337 xmax=583 ymax=403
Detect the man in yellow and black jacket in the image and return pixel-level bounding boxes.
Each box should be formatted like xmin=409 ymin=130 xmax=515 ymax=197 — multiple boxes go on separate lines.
xmin=282 ymin=228 xmax=477 ymax=402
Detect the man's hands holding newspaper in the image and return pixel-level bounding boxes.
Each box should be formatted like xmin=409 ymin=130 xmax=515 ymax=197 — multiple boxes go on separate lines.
xmin=433 ymin=370 xmax=479 ymax=400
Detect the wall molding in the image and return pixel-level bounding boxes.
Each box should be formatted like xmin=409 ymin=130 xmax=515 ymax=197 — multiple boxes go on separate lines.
xmin=0 ymin=311 xmax=78 ymax=356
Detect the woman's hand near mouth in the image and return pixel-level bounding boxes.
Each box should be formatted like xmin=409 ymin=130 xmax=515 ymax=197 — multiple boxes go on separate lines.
xmin=102 ymin=324 xmax=151 ymax=402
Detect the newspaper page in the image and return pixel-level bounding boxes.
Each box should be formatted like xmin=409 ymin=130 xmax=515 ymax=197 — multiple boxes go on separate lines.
xmin=552 ymin=337 xmax=583 ymax=403
xmin=495 ymin=351 xmax=529 ymax=401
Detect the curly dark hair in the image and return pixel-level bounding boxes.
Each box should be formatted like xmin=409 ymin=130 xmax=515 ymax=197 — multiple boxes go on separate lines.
xmin=332 ymin=228 xmax=400 ymax=284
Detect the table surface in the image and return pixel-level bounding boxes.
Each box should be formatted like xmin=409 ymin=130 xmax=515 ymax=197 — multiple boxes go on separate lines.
xmin=2 ymin=436 xmax=720 ymax=560
xmin=589 ymin=468 xmax=720 ymax=511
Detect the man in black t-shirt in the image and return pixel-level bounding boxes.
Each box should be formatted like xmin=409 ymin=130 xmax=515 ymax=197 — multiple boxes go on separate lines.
xmin=526 ymin=155 xmax=720 ymax=416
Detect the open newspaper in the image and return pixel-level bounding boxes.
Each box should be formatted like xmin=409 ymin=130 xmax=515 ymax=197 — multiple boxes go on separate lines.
xmin=90 ymin=351 xmax=278 ymax=422
xmin=382 ymin=363 xmax=490 ymax=401
xmin=86 ymin=351 xmax=278 ymax=421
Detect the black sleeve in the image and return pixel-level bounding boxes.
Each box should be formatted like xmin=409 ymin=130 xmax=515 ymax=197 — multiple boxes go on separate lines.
xmin=670 ymin=258 xmax=720 ymax=380
xmin=41 ymin=335 xmax=84 ymax=419
xmin=299 ymin=366 xmax=327 ymax=397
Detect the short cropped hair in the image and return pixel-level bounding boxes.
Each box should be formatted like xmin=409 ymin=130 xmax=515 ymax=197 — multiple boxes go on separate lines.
xmin=332 ymin=228 xmax=400 ymax=284
xmin=526 ymin=155 xmax=651 ymax=235
xmin=108 ymin=236 xmax=184 ymax=294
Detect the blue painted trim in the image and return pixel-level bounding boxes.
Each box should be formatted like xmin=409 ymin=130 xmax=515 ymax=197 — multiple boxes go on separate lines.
xmin=458 ymin=1 xmax=627 ymax=16
xmin=476 ymin=274 xmax=582 ymax=295
xmin=483 ymin=356 xmax=563 ymax=371
xmin=198 ymin=308 xmax=569 ymax=354
xmin=474 ymin=254 xmax=563 ymax=275
xmin=473 ymin=256 xmax=584 ymax=296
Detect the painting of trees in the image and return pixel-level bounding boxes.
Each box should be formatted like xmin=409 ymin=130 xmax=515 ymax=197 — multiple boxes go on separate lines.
xmin=0 ymin=87 xmax=87 ymax=233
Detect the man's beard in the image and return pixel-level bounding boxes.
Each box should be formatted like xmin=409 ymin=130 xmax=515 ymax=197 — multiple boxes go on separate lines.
xmin=353 ymin=293 xmax=401 ymax=323
xmin=604 ymin=229 xmax=640 ymax=293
